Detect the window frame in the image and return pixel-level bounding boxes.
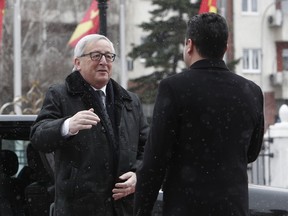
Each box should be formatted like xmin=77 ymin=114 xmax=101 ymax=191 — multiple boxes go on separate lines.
xmin=242 ymin=48 xmax=261 ymax=73
xmin=242 ymin=0 xmax=258 ymax=15
xmin=283 ymin=49 xmax=288 ymax=71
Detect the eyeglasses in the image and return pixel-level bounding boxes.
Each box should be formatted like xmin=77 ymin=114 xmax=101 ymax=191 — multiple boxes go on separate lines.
xmin=79 ymin=51 xmax=116 ymax=62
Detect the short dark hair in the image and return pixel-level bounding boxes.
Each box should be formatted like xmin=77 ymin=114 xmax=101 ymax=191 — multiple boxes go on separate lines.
xmin=186 ymin=12 xmax=228 ymax=59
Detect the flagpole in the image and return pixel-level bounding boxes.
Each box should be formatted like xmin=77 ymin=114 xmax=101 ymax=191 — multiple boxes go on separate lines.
xmin=13 ymin=0 xmax=22 ymax=114
xmin=120 ymin=0 xmax=127 ymax=89
xmin=97 ymin=0 xmax=107 ymax=36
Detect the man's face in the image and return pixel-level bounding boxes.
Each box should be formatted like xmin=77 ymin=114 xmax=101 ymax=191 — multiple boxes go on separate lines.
xmin=75 ymin=39 xmax=114 ymax=89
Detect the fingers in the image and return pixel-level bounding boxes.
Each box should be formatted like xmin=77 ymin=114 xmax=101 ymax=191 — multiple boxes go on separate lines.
xmin=112 ymin=172 xmax=136 ymax=200
xmin=116 ymin=172 xmax=136 ymax=188
xmin=119 ymin=171 xmax=134 ymax=180
xmin=69 ymin=109 xmax=101 ymax=134
xmin=112 ymin=187 xmax=134 ymax=200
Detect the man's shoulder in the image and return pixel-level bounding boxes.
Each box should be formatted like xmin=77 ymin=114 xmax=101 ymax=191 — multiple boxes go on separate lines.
xmin=109 ymin=79 xmax=132 ymax=97
xmin=160 ymin=70 xmax=191 ymax=85
xmin=231 ymin=72 xmax=262 ymax=91
xmin=47 ymin=82 xmax=66 ymax=93
xmin=125 ymin=90 xmax=140 ymax=103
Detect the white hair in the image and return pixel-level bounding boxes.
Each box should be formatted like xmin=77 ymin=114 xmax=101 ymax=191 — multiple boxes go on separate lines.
xmin=72 ymin=34 xmax=115 ymax=71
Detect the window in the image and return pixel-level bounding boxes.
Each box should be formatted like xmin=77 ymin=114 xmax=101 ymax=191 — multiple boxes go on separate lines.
xmin=242 ymin=0 xmax=258 ymax=13
xmin=2 ymin=139 xmax=30 ymax=175
xmin=276 ymin=42 xmax=288 ymax=71
xmin=127 ymin=58 xmax=134 ymax=71
xmin=242 ymin=49 xmax=261 ymax=73
xmin=282 ymin=1 xmax=288 ymax=14
xmin=283 ymin=49 xmax=288 ymax=71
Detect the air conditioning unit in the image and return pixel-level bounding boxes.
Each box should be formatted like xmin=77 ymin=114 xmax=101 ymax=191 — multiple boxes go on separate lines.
xmin=268 ymin=10 xmax=283 ymax=27
xmin=269 ymin=72 xmax=283 ymax=86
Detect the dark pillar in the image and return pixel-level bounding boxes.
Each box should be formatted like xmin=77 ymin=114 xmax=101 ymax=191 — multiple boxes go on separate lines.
xmin=97 ymin=0 xmax=108 ymax=36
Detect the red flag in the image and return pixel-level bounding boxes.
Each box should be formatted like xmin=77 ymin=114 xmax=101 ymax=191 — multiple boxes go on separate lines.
xmin=198 ymin=0 xmax=217 ymax=14
xmin=68 ymin=1 xmax=100 ymax=47
xmin=0 ymin=0 xmax=5 ymax=47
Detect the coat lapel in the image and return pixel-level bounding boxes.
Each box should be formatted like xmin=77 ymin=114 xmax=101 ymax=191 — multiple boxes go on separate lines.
xmin=66 ymin=71 xmax=115 ymax=141
xmin=109 ymin=79 xmax=132 ymax=130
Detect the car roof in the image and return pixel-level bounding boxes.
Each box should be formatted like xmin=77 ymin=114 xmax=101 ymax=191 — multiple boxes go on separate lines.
xmin=0 ymin=115 xmax=37 ymax=140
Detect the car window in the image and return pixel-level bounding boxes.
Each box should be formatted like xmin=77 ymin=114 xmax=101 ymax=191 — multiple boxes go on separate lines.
xmin=1 ymin=139 xmax=30 ymax=176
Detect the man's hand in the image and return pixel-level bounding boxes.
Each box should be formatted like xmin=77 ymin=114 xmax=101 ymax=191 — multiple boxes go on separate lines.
xmin=112 ymin=171 xmax=136 ymax=200
xmin=69 ymin=108 xmax=100 ymax=134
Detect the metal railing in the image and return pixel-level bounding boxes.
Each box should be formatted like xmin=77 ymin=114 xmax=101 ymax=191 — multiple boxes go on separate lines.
xmin=248 ymin=137 xmax=274 ymax=185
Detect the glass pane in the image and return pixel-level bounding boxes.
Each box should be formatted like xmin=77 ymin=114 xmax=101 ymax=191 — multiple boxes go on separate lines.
xmin=243 ymin=49 xmax=249 ymax=69
xmin=242 ymin=0 xmax=248 ymax=12
xmin=282 ymin=1 xmax=288 ymax=14
xmin=283 ymin=49 xmax=288 ymax=71
xmin=2 ymin=139 xmax=29 ymax=175
xmin=252 ymin=49 xmax=259 ymax=69
xmin=251 ymin=0 xmax=258 ymax=12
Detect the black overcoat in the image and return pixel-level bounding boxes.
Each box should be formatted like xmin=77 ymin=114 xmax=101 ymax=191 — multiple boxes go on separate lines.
xmin=30 ymin=71 xmax=149 ymax=216
xmin=134 ymin=59 xmax=264 ymax=216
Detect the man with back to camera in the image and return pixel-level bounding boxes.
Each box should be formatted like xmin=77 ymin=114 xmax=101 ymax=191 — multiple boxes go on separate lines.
xmin=30 ymin=34 xmax=149 ymax=216
xmin=134 ymin=12 xmax=264 ymax=216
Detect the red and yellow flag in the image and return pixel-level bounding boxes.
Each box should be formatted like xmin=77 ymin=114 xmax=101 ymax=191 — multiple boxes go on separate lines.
xmin=68 ymin=0 xmax=100 ymax=47
xmin=198 ymin=0 xmax=217 ymax=14
xmin=0 ymin=0 xmax=5 ymax=47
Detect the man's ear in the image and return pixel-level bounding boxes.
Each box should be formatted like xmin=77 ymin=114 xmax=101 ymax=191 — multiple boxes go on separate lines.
xmin=74 ymin=58 xmax=81 ymax=70
xmin=186 ymin=39 xmax=193 ymax=54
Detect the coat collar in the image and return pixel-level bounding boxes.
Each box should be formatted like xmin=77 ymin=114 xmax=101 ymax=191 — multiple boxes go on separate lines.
xmin=65 ymin=71 xmax=132 ymax=103
xmin=65 ymin=71 xmax=132 ymax=146
xmin=189 ymin=59 xmax=229 ymax=71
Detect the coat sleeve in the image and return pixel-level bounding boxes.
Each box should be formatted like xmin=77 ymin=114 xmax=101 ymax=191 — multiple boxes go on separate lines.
xmin=134 ymin=79 xmax=178 ymax=215
xmin=247 ymin=86 xmax=265 ymax=163
xmin=30 ymin=85 xmax=69 ymax=153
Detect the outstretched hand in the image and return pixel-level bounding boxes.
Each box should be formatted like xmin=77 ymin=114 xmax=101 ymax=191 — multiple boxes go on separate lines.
xmin=69 ymin=108 xmax=100 ymax=134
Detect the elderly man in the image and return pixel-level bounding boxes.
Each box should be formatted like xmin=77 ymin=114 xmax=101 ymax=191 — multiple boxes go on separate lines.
xmin=30 ymin=34 xmax=149 ymax=216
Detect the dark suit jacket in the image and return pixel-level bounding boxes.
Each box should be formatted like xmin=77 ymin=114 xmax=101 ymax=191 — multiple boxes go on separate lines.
xmin=134 ymin=59 xmax=264 ymax=216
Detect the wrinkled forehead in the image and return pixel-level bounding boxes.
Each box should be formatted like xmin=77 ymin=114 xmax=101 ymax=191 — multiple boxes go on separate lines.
xmin=74 ymin=35 xmax=115 ymax=57
xmin=85 ymin=38 xmax=115 ymax=53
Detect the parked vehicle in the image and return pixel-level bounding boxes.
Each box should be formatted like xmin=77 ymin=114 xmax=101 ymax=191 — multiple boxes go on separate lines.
xmin=0 ymin=115 xmax=54 ymax=216
xmin=1 ymin=115 xmax=288 ymax=216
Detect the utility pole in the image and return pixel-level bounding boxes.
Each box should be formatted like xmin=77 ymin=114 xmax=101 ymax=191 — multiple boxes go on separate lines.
xmin=97 ymin=0 xmax=108 ymax=36
xmin=120 ymin=0 xmax=127 ymax=89
xmin=13 ymin=0 xmax=22 ymax=114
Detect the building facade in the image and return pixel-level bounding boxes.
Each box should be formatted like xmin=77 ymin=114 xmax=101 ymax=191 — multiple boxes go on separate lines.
xmin=232 ymin=0 xmax=288 ymax=128
xmin=124 ymin=0 xmax=288 ymax=128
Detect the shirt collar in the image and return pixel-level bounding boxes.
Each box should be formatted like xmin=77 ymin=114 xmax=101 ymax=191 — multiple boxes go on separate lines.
xmin=91 ymin=85 xmax=107 ymax=96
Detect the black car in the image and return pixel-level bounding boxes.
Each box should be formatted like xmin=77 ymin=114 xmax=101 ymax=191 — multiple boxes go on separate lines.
xmin=1 ymin=115 xmax=288 ymax=216
xmin=0 ymin=115 xmax=54 ymax=216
